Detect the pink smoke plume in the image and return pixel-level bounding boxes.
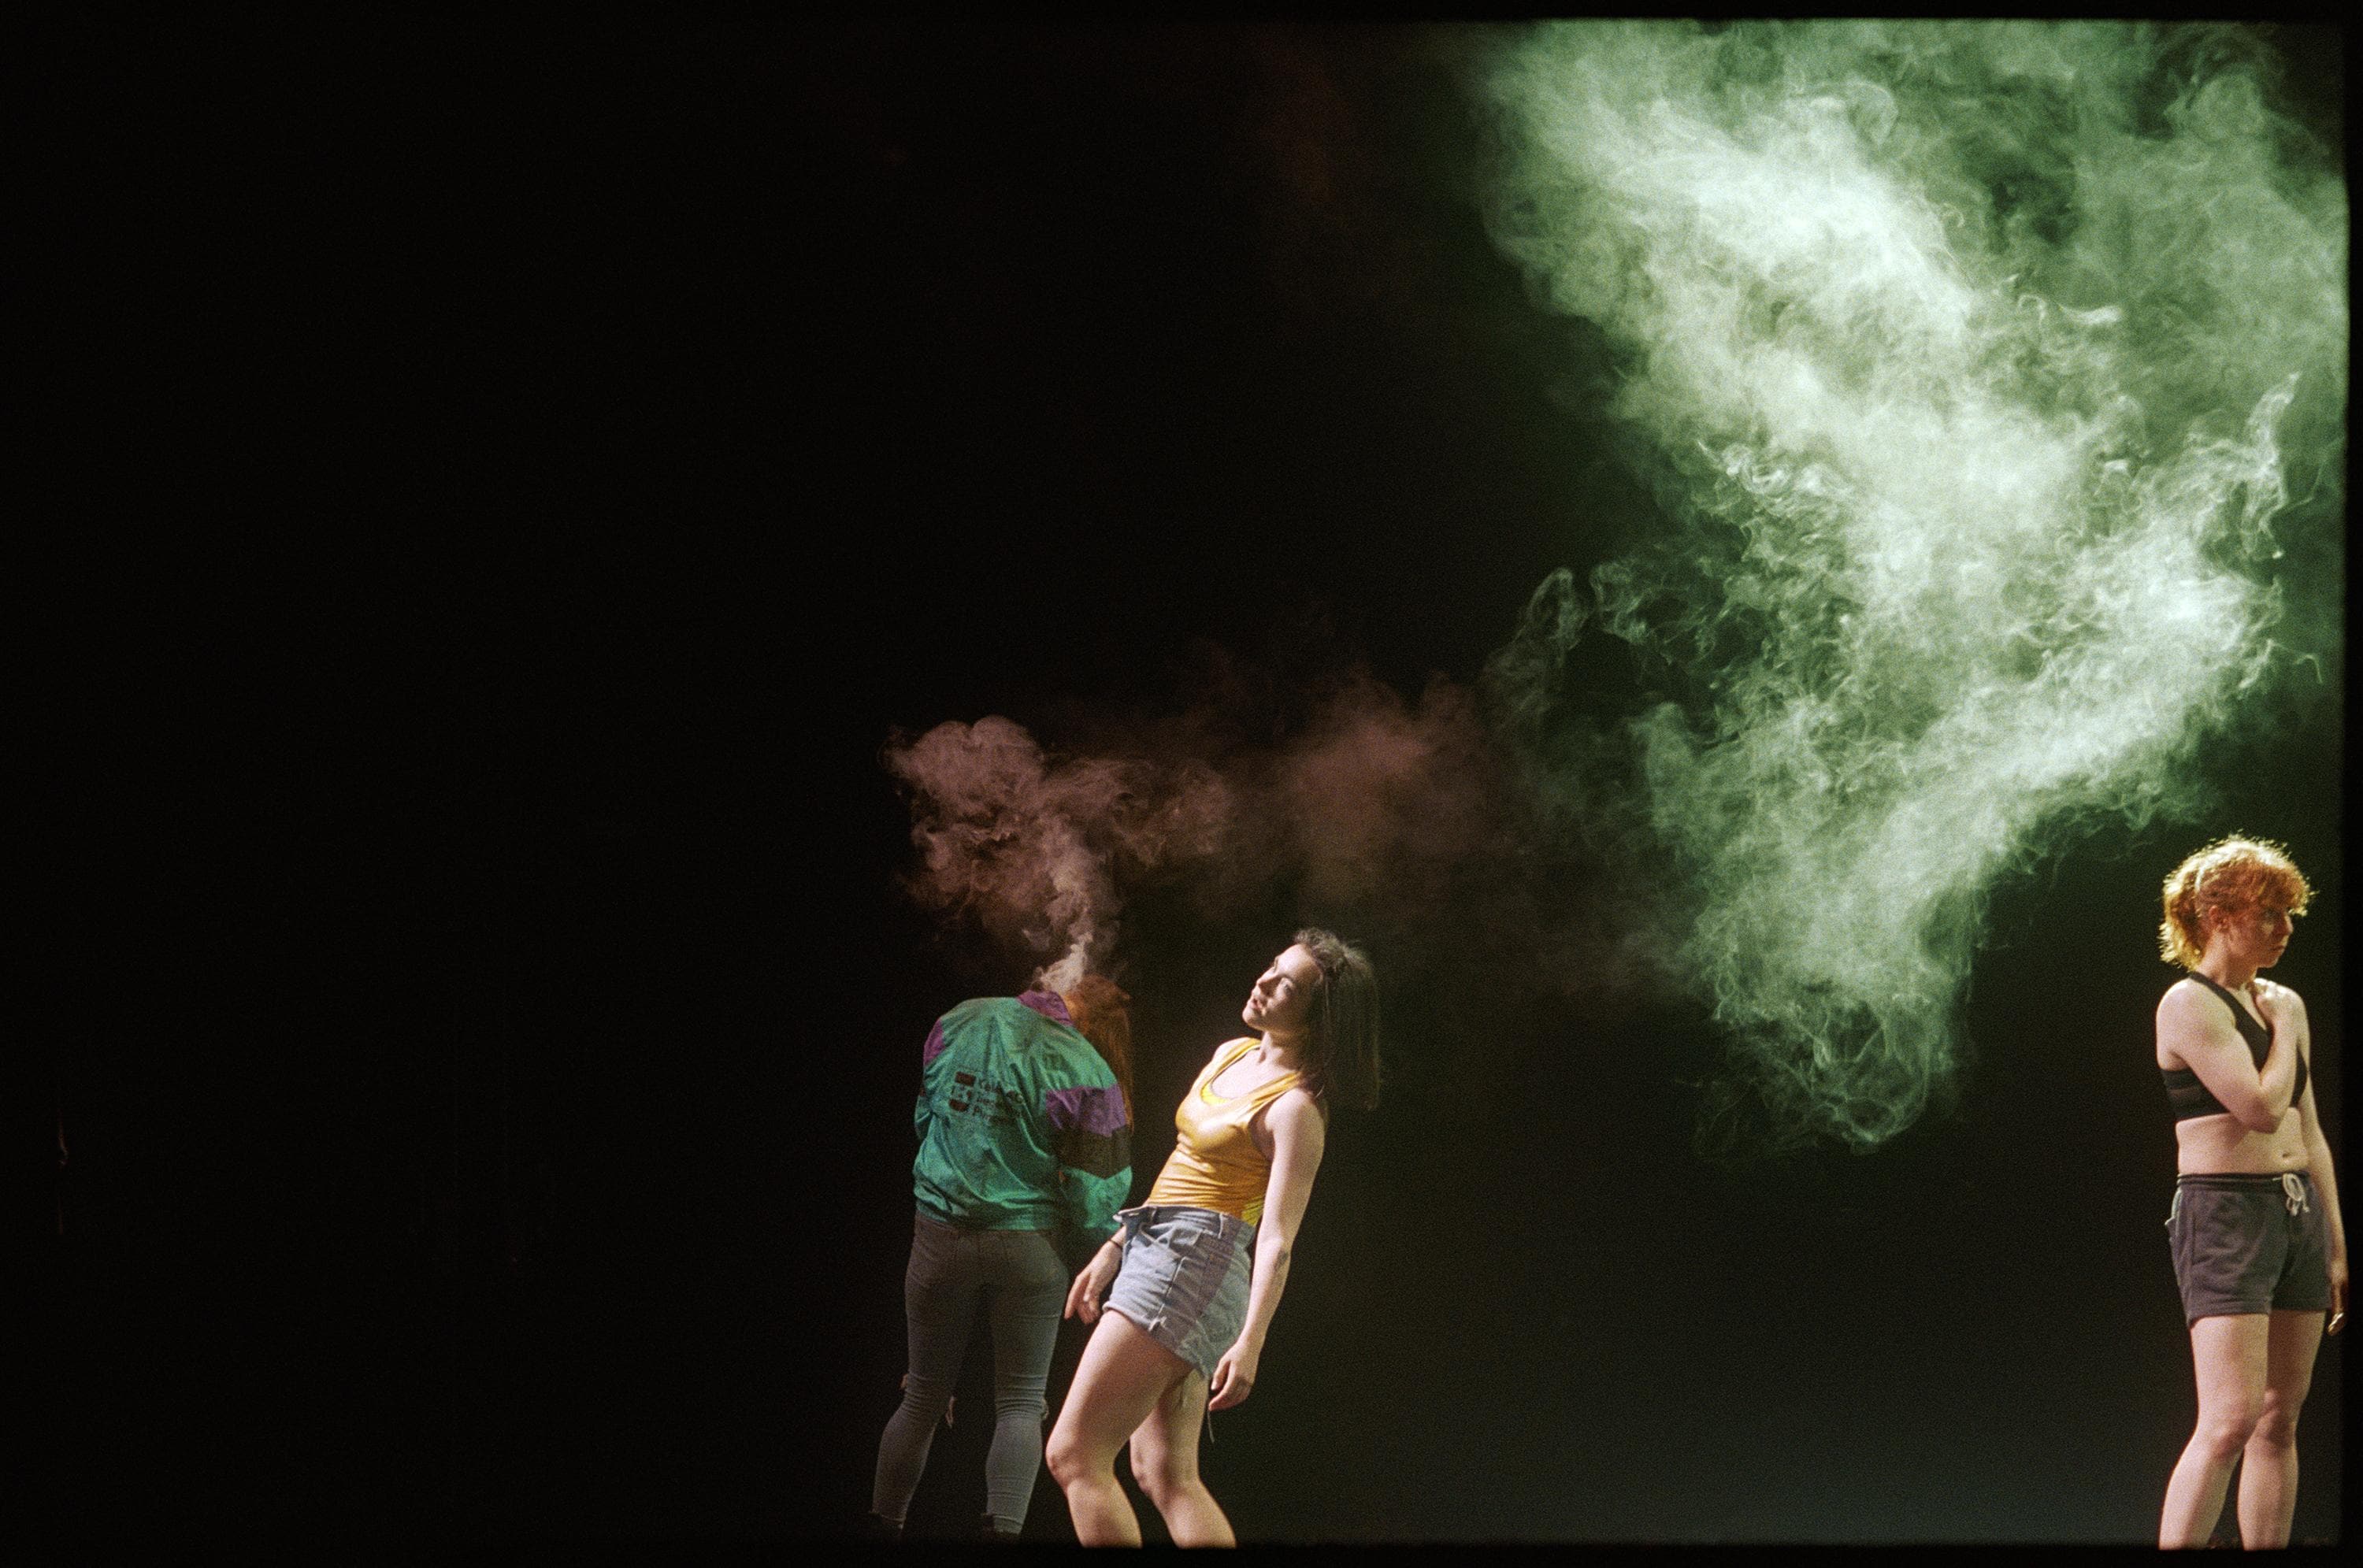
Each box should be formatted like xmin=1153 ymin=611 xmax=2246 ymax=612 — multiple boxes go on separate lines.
xmin=1276 ymin=673 xmax=1501 ymax=910
xmin=883 ymin=666 xmax=1562 ymax=995
xmin=883 ymin=715 xmax=1233 ymax=990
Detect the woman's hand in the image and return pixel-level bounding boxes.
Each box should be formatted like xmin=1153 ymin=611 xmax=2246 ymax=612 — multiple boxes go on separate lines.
xmin=1207 ymin=1339 xmax=1259 ymax=1410
xmin=1066 ymin=1241 xmax=1122 ymax=1324
xmin=2328 ymin=1255 xmax=2348 ymax=1336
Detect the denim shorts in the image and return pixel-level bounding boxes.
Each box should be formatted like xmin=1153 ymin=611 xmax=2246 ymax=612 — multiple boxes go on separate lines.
xmin=1104 ymin=1205 xmax=1256 ymax=1384
xmin=2167 ymin=1171 xmax=2332 ymax=1324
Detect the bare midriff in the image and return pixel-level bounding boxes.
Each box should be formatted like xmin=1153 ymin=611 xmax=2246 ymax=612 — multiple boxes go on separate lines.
xmin=2172 ymin=1110 xmax=2309 ymax=1177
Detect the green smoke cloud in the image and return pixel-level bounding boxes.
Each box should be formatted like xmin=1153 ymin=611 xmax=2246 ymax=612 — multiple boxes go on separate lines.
xmin=1479 ymin=21 xmax=2345 ymax=1147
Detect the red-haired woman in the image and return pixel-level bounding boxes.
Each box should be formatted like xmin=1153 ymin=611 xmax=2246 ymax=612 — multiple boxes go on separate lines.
xmin=1045 ymin=929 xmax=1380 ymax=1546
xmin=2153 ymin=836 xmax=2345 ymax=1548
xmin=873 ymin=977 xmax=1135 ymax=1542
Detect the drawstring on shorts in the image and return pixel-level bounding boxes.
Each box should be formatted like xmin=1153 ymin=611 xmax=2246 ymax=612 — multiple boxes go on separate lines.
xmin=2168 ymin=1173 xmax=2309 ymax=1225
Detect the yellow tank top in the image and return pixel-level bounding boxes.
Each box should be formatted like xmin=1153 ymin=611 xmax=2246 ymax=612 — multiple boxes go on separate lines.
xmin=1143 ymin=1038 xmax=1303 ymax=1225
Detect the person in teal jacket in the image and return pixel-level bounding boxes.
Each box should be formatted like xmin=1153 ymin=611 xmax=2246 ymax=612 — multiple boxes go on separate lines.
xmin=872 ymin=977 xmax=1134 ymax=1541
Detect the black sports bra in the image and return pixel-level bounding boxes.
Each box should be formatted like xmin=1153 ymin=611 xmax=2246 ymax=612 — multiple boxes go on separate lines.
xmin=2161 ymin=972 xmax=2304 ymax=1121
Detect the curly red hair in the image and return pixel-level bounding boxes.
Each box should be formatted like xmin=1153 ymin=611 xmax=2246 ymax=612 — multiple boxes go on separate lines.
xmin=2158 ymin=835 xmax=2312 ymax=970
xmin=1059 ymin=975 xmax=1134 ymax=1121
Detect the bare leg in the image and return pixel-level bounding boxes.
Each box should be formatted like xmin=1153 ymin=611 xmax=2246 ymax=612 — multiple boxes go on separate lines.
xmin=2233 ymin=1309 xmax=2324 ymax=1548
xmin=2159 ymin=1314 xmax=2269 ymax=1548
xmin=1045 ymin=1310 xmax=1190 ymax=1546
xmin=1128 ymin=1364 xmax=1234 ymax=1546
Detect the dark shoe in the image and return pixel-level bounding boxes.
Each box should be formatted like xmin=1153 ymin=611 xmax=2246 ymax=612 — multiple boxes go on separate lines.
xmin=868 ymin=1514 xmax=903 ymax=1542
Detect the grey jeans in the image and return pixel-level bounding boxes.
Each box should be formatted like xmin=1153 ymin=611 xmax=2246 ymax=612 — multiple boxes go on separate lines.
xmin=872 ymin=1211 xmax=1067 ymax=1534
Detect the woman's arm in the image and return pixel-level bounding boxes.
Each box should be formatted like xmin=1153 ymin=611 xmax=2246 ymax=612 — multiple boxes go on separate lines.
xmin=1208 ymin=1089 xmax=1326 ymax=1411
xmin=2301 ymin=1088 xmax=2346 ymax=1333
xmin=2160 ymin=981 xmax=2298 ymax=1132
xmin=1067 ymin=1231 xmax=1126 ymax=1324
xmin=2285 ymin=991 xmax=2346 ymax=1332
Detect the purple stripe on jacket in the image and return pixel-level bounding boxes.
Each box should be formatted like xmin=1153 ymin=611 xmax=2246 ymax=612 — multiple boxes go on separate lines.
xmin=1042 ymin=1084 xmax=1129 ymax=1136
xmin=922 ymin=1018 xmax=948 ymax=1066
xmin=1017 ymin=989 xmax=1074 ymax=1025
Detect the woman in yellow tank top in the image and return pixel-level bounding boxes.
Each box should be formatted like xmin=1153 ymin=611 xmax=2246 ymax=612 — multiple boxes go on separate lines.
xmin=1045 ymin=928 xmax=1379 ymax=1546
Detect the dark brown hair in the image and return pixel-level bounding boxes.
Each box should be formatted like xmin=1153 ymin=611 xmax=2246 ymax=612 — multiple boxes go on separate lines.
xmin=1060 ymin=975 xmax=1135 ymax=1120
xmin=1290 ymin=928 xmax=1381 ymax=1112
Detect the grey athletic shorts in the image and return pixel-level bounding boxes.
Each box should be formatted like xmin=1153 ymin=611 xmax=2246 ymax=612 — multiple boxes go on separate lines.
xmin=2166 ymin=1171 xmax=2332 ymax=1324
xmin=1104 ymin=1205 xmax=1256 ymax=1384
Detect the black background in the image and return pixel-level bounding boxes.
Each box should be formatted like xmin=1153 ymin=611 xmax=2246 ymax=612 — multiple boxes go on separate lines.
xmin=38 ymin=17 xmax=2344 ymax=1544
